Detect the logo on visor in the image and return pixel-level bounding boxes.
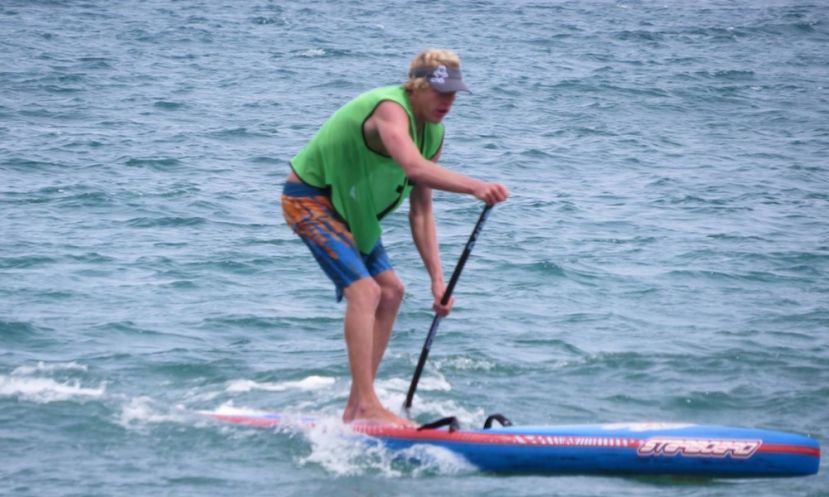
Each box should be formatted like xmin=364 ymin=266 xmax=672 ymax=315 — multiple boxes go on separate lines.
xmin=430 ymin=65 xmax=449 ymax=84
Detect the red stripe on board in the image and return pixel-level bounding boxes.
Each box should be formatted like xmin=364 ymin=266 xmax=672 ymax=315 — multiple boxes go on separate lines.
xmin=758 ymin=443 xmax=821 ymax=458
xmin=355 ymin=425 xmax=640 ymax=449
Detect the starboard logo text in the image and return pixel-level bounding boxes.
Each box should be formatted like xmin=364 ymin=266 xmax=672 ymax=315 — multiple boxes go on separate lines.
xmin=638 ymin=438 xmax=762 ymax=459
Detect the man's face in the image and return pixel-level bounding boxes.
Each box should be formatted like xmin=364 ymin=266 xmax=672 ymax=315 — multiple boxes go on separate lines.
xmin=416 ymin=86 xmax=457 ymax=123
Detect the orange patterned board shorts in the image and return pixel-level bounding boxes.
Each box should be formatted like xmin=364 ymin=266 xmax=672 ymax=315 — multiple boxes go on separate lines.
xmin=281 ymin=181 xmax=392 ymax=302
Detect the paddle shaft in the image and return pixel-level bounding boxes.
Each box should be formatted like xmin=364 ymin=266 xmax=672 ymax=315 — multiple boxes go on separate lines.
xmin=404 ymin=204 xmax=493 ymax=410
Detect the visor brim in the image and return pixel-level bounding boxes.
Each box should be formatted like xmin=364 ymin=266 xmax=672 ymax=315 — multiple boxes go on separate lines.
xmin=430 ymin=79 xmax=470 ymax=93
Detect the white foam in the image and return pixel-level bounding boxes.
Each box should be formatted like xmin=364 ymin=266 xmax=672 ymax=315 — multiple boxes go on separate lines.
xmin=412 ymin=397 xmax=487 ymax=427
xmin=378 ymin=374 xmax=452 ymax=393
xmin=202 ymin=399 xmax=478 ymax=477
xmin=299 ymin=417 xmax=387 ymax=476
xmin=0 ymin=375 xmax=105 ymax=403
xmin=117 ymin=396 xmax=190 ymax=429
xmin=210 ymin=402 xmax=269 ymax=417
xmin=301 ymin=48 xmax=326 ymax=58
xmin=298 ymin=418 xmax=474 ymax=477
xmin=432 ymin=356 xmax=494 ymax=371
xmin=11 ymin=361 xmax=88 ymax=376
xmin=225 ymin=375 xmax=335 ymax=393
xmin=202 ymin=395 xmax=480 ymax=476
xmin=370 ymin=375 xmax=485 ymax=426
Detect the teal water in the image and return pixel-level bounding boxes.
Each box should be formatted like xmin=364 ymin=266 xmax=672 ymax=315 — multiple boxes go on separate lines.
xmin=2 ymin=1 xmax=828 ymax=495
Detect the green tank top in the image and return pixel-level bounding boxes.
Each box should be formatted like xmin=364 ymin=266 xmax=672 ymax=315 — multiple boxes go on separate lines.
xmin=290 ymin=85 xmax=445 ymax=254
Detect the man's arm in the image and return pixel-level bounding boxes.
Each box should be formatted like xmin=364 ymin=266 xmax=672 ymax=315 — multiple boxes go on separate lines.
xmin=373 ymin=101 xmax=508 ymax=205
xmin=409 ymin=179 xmax=453 ymax=316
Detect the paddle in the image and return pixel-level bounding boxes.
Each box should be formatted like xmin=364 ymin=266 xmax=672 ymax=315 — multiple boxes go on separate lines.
xmin=404 ymin=204 xmax=494 ymax=410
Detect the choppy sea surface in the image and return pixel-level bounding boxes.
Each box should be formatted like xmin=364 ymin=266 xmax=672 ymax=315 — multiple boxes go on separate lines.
xmin=2 ymin=1 xmax=828 ymax=495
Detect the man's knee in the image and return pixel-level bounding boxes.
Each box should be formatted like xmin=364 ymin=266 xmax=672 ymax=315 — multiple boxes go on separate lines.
xmin=379 ymin=277 xmax=405 ymax=308
xmin=345 ymin=278 xmax=382 ymax=309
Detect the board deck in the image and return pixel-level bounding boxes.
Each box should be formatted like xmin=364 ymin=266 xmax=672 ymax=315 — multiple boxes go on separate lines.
xmin=201 ymin=409 xmax=820 ymax=477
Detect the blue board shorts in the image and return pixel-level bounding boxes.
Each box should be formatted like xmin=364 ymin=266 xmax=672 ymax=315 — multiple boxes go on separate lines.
xmin=281 ymin=181 xmax=393 ymax=302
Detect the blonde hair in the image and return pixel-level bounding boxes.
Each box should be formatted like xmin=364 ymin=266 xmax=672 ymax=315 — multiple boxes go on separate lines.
xmin=405 ymin=49 xmax=462 ymax=91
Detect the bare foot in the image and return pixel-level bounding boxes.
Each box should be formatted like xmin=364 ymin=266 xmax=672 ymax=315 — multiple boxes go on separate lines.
xmin=345 ymin=404 xmax=416 ymax=428
xmin=343 ymin=402 xmax=355 ymax=423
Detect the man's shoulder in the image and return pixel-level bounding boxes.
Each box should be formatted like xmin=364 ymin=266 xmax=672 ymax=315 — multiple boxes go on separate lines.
xmin=364 ymin=88 xmax=410 ymax=127
xmin=373 ymin=99 xmax=407 ymax=117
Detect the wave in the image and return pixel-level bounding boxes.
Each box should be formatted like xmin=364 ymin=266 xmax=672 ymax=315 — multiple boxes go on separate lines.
xmin=225 ymin=375 xmax=336 ymax=393
xmin=0 ymin=366 xmax=104 ymax=403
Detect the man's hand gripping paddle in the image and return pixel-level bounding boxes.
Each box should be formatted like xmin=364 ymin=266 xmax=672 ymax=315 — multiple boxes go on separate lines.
xmin=404 ymin=204 xmax=494 ymax=411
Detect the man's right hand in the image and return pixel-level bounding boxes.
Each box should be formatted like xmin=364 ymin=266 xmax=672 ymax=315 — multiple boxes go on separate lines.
xmin=473 ymin=182 xmax=509 ymax=205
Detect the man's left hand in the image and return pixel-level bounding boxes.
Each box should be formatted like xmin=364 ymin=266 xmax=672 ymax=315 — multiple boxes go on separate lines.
xmin=431 ymin=280 xmax=454 ymax=317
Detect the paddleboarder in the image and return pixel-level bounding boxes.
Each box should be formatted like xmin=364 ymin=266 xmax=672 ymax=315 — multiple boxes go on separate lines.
xmin=282 ymin=49 xmax=508 ymax=427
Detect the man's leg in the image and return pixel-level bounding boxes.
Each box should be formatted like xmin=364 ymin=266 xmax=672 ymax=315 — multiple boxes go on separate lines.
xmin=370 ymin=270 xmax=405 ymax=376
xmin=342 ymin=276 xmax=412 ymax=426
xmin=282 ymin=186 xmax=411 ymax=426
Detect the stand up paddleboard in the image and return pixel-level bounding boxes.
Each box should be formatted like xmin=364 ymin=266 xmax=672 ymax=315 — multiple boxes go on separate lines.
xmin=207 ymin=209 xmax=820 ymax=477
xmin=201 ymin=409 xmax=820 ymax=478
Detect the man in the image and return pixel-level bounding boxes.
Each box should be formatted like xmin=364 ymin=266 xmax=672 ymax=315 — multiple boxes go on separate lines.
xmin=282 ymin=49 xmax=508 ymax=426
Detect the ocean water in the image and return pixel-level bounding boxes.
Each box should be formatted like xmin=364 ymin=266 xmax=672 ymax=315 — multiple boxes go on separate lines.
xmin=1 ymin=0 xmax=828 ymax=495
